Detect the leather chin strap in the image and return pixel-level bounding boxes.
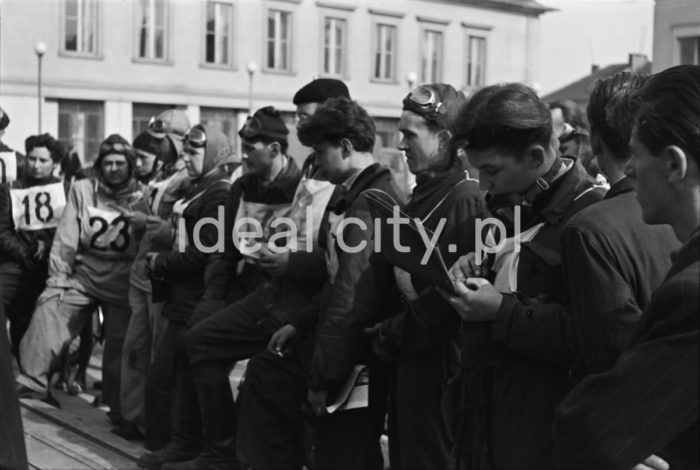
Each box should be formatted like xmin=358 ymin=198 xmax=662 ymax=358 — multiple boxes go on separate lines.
xmin=519 ymin=157 xmax=563 ymax=207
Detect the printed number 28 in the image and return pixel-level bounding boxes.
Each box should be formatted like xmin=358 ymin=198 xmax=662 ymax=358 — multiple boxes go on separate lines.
xmin=89 ymin=215 xmax=130 ymax=252
xmin=21 ymin=192 xmax=54 ymax=225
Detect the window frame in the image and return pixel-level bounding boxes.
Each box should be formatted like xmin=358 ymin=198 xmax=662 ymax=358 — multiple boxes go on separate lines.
xmin=60 ymin=0 xmax=101 ymax=58
xmin=369 ymin=12 xmax=402 ymax=84
xmin=462 ymin=22 xmax=491 ymax=90
xmin=673 ymin=24 xmax=700 ymax=66
xmin=133 ymin=0 xmax=171 ymax=64
xmin=263 ymin=4 xmax=295 ymax=75
xmin=319 ymin=13 xmax=350 ymax=79
xmin=200 ymin=0 xmax=236 ymax=70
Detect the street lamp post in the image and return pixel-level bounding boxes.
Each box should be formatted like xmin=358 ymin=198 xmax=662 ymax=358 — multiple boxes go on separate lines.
xmin=406 ymin=71 xmax=418 ymax=91
xmin=247 ymin=62 xmax=258 ymax=115
xmin=34 ymin=41 xmax=47 ymax=133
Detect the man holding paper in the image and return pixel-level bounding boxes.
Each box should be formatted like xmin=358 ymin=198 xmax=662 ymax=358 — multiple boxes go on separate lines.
xmin=441 ymin=83 xmax=604 ymax=469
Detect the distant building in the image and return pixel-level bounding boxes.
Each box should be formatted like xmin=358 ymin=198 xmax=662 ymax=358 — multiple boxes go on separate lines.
xmin=652 ymin=0 xmax=700 ymax=73
xmin=541 ymin=53 xmax=651 ymax=108
xmin=0 ymin=0 xmax=549 ymax=166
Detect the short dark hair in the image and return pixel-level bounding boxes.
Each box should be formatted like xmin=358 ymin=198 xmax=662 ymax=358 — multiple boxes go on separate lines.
xmin=451 ymin=83 xmax=553 ymax=158
xmin=25 ymin=133 xmax=65 ymax=163
xmin=588 ymin=72 xmax=648 ymax=161
xmin=0 ymin=107 xmax=9 ymax=131
xmin=297 ymin=98 xmax=375 ymax=153
xmin=634 ymin=65 xmax=700 ymax=167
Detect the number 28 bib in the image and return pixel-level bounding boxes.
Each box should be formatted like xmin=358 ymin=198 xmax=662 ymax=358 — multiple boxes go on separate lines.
xmin=10 ymin=182 xmax=66 ymax=231
xmin=84 ymin=206 xmax=134 ymax=256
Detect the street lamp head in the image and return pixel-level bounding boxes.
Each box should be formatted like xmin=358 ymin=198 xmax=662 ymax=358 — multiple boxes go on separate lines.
xmin=247 ymin=61 xmax=258 ymax=76
xmin=406 ymin=71 xmax=418 ymax=89
xmin=34 ymin=42 xmax=47 ymax=58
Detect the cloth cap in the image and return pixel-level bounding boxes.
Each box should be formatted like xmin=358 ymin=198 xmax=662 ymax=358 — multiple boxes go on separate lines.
xmin=238 ymin=106 xmax=289 ymax=143
xmin=293 ymin=78 xmax=350 ymax=105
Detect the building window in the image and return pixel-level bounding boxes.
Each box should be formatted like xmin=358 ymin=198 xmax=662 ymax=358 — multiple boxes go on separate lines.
xmin=137 ymin=0 xmax=168 ymax=61
xmin=132 ymin=103 xmax=179 ymax=138
xmin=200 ymin=107 xmax=238 ymax=148
xmin=322 ymin=17 xmax=346 ymax=77
xmin=678 ymin=36 xmax=700 ymax=65
xmin=58 ymin=100 xmax=104 ymax=164
xmin=205 ymin=1 xmax=234 ymax=66
xmin=421 ymin=30 xmax=443 ymax=83
xmin=64 ymin=0 xmax=98 ymax=55
xmin=374 ymin=23 xmax=397 ymax=81
xmin=266 ymin=9 xmax=292 ymax=72
xmin=466 ymin=36 xmax=486 ymax=87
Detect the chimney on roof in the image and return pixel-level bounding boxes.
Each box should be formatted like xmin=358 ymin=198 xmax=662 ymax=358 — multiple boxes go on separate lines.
xmin=591 ymin=64 xmax=600 ymax=73
xmin=629 ymin=53 xmax=649 ymax=71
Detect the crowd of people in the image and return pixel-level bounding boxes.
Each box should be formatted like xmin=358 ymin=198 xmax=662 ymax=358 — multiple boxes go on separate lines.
xmin=0 ymin=64 xmax=697 ymax=470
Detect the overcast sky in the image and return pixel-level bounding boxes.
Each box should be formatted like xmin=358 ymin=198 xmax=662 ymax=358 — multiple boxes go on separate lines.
xmin=537 ymin=0 xmax=654 ymax=94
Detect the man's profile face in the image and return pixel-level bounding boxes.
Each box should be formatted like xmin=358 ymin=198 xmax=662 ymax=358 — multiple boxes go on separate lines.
xmin=101 ymin=154 xmax=130 ymax=186
xmin=312 ymin=140 xmax=346 ymax=184
xmin=295 ymin=103 xmax=320 ymax=127
xmin=398 ymin=110 xmax=443 ymax=175
xmin=626 ymin=127 xmax=668 ymax=225
xmin=241 ymin=138 xmax=274 ymax=177
xmin=467 ymin=147 xmax=536 ymax=196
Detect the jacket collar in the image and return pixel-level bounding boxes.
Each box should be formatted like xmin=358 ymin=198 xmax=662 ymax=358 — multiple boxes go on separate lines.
xmin=243 ymin=157 xmax=301 ymax=201
xmin=406 ymin=168 xmax=465 ymax=214
xmin=332 ymin=163 xmax=392 ymax=214
xmin=604 ymin=176 xmax=634 ymax=200
xmin=533 ymin=158 xmax=598 ymax=226
xmin=668 ymin=226 xmax=700 ymax=278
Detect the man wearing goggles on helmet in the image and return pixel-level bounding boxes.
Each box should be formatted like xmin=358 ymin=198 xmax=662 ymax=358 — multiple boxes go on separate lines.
xmin=364 ymin=84 xmax=486 ymax=470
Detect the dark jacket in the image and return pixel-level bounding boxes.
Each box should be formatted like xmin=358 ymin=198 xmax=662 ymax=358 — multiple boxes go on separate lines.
xmin=476 ymin=159 xmax=605 ymax=469
xmin=0 ymin=175 xmax=63 ymax=277
xmin=554 ymin=227 xmax=699 ymax=470
xmin=202 ymin=158 xmax=303 ymax=304
xmin=378 ymin=169 xmax=486 ymax=355
xmin=153 ymin=168 xmax=230 ymax=321
xmin=308 ymin=163 xmax=405 ymax=391
xmin=562 ymin=177 xmax=679 ymax=376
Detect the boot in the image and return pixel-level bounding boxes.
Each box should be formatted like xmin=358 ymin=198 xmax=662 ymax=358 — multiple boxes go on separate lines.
xmin=137 ymin=443 xmax=200 ymax=470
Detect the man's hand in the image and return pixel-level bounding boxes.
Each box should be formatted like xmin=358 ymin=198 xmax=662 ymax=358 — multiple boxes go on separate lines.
xmin=438 ymin=277 xmax=503 ymax=322
xmin=37 ymin=286 xmax=67 ymax=305
xmin=258 ymin=245 xmax=290 ymax=276
xmin=145 ymin=252 xmax=159 ymax=277
xmin=363 ymin=321 xmax=396 ymax=362
xmin=267 ymin=324 xmax=298 ymax=356
xmin=123 ymin=211 xmax=148 ymax=230
xmin=448 ymin=252 xmax=490 ymax=284
xmin=632 ymin=454 xmax=669 ymax=470
xmin=306 ymin=389 xmax=328 ymax=417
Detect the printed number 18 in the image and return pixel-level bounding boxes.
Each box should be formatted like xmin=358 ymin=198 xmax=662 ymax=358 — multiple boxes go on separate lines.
xmin=21 ymin=192 xmax=54 ymax=225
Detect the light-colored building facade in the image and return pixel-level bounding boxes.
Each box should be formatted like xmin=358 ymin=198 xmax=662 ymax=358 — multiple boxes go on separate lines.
xmin=652 ymin=0 xmax=700 ymax=73
xmin=0 ymin=0 xmax=548 ymax=165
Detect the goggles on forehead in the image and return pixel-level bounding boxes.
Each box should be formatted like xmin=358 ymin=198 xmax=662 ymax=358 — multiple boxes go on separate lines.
xmin=239 ymin=115 xmax=263 ymax=139
xmin=149 ymin=116 xmax=167 ymax=134
xmin=100 ymin=141 xmax=130 ymax=155
xmin=403 ymin=86 xmax=444 ymax=120
xmin=184 ymin=126 xmax=207 ymax=149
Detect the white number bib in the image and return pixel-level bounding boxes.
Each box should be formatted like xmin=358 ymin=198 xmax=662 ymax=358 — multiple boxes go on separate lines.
xmin=10 ymin=182 xmax=66 ymax=231
xmin=0 ymin=151 xmax=18 ymax=184
xmin=234 ymin=201 xmax=292 ymax=262
xmin=85 ymin=206 xmax=133 ymax=255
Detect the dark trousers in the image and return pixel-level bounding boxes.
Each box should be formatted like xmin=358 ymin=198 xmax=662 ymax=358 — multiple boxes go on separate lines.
xmin=180 ymin=289 xmax=281 ymax=461
xmin=238 ymin=338 xmax=388 ymax=470
xmin=0 ymin=269 xmax=45 ymax=358
xmin=0 ymin=292 xmax=28 ymax=470
xmin=145 ymin=317 xmax=190 ymax=451
xmin=390 ymin=347 xmax=455 ymax=470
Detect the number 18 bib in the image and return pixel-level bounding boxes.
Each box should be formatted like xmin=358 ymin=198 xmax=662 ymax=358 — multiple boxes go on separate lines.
xmin=10 ymin=182 xmax=66 ymax=231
